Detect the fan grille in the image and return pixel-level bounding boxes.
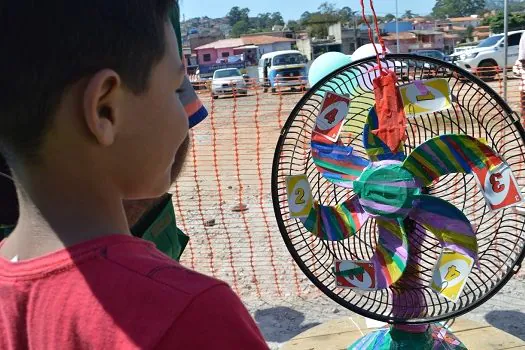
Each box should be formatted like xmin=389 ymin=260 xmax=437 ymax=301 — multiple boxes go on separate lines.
xmin=272 ymin=54 xmax=525 ymax=324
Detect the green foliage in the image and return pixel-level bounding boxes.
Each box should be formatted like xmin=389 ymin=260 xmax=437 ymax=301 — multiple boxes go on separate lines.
xmin=466 ymin=25 xmax=474 ymax=41
xmin=483 ymin=11 xmax=525 ymax=33
xmin=384 ymin=13 xmax=396 ymax=22
xmin=432 ymin=0 xmax=486 ymax=19
xmin=403 ymin=10 xmax=417 ymax=19
xmin=231 ymin=20 xmax=250 ymax=38
xmin=299 ymin=2 xmax=360 ymax=38
xmin=227 ymin=6 xmax=250 ymax=26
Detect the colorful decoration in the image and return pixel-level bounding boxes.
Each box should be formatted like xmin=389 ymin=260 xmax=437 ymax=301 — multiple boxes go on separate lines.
xmin=363 ymin=107 xmax=405 ymax=162
xmin=400 ymin=79 xmax=452 ymax=117
xmin=371 ymin=70 xmax=407 ymax=152
xmin=301 ymin=196 xmax=369 ymax=241
xmin=347 ymin=324 xmax=467 ymax=350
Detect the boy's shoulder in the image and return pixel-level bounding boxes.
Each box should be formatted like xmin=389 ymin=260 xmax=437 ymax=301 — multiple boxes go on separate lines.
xmin=97 ymin=235 xmax=225 ymax=297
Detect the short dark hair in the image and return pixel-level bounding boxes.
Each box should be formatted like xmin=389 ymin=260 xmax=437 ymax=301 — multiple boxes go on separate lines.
xmin=0 ymin=1 xmax=174 ymax=160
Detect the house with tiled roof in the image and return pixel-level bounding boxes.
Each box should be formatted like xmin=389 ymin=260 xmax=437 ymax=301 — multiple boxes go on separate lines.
xmin=194 ymin=35 xmax=295 ymax=68
xmin=382 ymin=30 xmax=445 ymax=53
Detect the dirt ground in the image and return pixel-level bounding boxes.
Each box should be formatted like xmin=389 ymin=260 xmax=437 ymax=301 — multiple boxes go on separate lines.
xmin=172 ymin=76 xmax=525 ymax=348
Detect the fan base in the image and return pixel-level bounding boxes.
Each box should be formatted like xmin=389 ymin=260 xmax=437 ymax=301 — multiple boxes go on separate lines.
xmin=347 ymin=324 xmax=467 ymax=349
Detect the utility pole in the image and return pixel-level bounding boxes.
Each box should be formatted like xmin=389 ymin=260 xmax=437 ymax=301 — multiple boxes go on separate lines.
xmin=352 ymin=11 xmax=359 ymax=52
xmin=396 ymin=0 xmax=400 ymax=53
xmin=503 ymin=0 xmax=509 ymax=101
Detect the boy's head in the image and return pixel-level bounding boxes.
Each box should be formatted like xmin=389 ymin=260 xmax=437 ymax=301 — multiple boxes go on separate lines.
xmin=0 ymin=1 xmax=188 ymax=199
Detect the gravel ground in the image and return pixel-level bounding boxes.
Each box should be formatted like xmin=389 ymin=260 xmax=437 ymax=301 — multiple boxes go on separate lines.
xmin=244 ymin=275 xmax=525 ymax=349
xmin=177 ymin=78 xmax=525 ymax=348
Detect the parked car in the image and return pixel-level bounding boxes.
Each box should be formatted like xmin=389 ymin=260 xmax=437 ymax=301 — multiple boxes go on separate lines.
xmin=454 ymin=30 xmax=525 ymax=78
xmin=210 ymin=68 xmax=248 ymax=99
xmin=413 ymin=50 xmax=451 ymax=62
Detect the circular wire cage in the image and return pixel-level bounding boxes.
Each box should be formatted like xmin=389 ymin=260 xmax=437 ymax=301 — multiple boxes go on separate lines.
xmin=271 ymin=54 xmax=525 ymax=324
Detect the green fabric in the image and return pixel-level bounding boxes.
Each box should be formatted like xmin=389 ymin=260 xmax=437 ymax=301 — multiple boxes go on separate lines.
xmin=170 ymin=4 xmax=183 ymax=59
xmin=130 ymin=194 xmax=189 ymax=261
xmin=0 ymin=225 xmax=14 ymax=240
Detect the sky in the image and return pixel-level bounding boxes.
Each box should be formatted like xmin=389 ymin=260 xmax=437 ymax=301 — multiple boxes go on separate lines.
xmin=179 ymin=0 xmax=438 ymax=22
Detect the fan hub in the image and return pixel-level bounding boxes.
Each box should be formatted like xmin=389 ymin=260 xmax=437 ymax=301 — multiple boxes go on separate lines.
xmin=354 ymin=163 xmax=420 ymax=219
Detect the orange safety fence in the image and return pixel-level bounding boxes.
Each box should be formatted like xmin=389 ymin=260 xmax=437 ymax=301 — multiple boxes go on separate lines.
xmin=175 ymin=69 xmax=525 ymax=299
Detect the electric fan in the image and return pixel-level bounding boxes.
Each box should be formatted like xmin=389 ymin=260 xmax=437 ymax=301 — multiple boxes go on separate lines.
xmin=271 ymin=53 xmax=525 ymax=348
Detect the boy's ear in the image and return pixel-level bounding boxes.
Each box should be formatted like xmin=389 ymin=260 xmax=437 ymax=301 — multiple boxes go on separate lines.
xmin=83 ymin=69 xmax=122 ymax=147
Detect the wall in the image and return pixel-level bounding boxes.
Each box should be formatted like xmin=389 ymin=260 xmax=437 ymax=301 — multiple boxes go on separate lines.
xmin=383 ymin=21 xmax=413 ymax=34
xmin=189 ymin=33 xmax=224 ymax=51
xmin=217 ymin=48 xmax=234 ymax=60
xmin=196 ymin=48 xmax=217 ymax=64
xmin=272 ymin=42 xmax=292 ymax=52
xmin=296 ymin=38 xmax=313 ymax=60
xmin=384 ymin=38 xmax=417 ymax=53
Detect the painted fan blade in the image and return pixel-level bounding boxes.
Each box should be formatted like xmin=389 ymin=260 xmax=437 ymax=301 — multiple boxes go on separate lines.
xmin=402 ymin=134 xmax=501 ymax=186
xmin=363 ymin=106 xmax=406 ymax=162
xmin=301 ymin=195 xmax=369 ymax=241
xmin=410 ymin=194 xmax=478 ymax=260
xmin=371 ymin=217 xmax=409 ymax=289
xmin=311 ymin=134 xmax=369 ymax=189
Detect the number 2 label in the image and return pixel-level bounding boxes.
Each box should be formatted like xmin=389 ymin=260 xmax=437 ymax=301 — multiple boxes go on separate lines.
xmin=286 ymin=175 xmax=313 ymax=218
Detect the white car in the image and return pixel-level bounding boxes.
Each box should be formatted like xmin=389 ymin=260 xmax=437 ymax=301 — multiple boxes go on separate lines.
xmin=454 ymin=30 xmax=525 ymax=78
xmin=211 ymin=68 xmax=248 ymax=99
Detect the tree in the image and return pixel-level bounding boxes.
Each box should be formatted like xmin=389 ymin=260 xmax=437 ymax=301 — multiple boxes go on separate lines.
xmin=384 ymin=13 xmax=396 ymax=22
xmin=338 ymin=6 xmax=355 ymax=23
xmin=432 ymin=0 xmax=486 ymax=19
xmin=466 ymin=25 xmax=474 ymax=41
xmin=271 ymin=12 xmax=285 ymax=26
xmin=403 ymin=10 xmax=416 ymax=19
xmin=318 ymin=2 xmax=337 ymax=15
xmin=286 ymin=20 xmax=302 ymax=32
xmin=484 ymin=11 xmax=525 ymax=33
xmin=227 ymin=6 xmax=250 ymax=26
xmin=231 ymin=20 xmax=249 ymax=38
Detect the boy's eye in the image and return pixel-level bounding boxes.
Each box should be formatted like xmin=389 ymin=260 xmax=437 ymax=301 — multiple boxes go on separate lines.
xmin=176 ymin=88 xmax=185 ymax=94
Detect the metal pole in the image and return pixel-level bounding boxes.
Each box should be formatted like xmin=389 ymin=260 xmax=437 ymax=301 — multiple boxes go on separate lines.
xmin=396 ymin=0 xmax=400 ymax=53
xmin=353 ymin=12 xmax=359 ymax=52
xmin=504 ymin=0 xmax=509 ymax=101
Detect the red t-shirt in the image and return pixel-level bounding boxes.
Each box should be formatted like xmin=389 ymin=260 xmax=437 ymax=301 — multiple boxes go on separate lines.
xmin=0 ymin=235 xmax=268 ymax=349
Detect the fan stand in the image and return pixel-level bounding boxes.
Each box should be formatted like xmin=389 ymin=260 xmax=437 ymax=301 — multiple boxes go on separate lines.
xmin=348 ymin=219 xmax=468 ymax=349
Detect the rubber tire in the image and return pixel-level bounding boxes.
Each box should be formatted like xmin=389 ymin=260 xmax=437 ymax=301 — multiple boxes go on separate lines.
xmin=271 ymin=87 xmax=276 ymax=93
xmin=477 ymin=60 xmax=498 ymax=80
xmin=212 ymin=95 xmax=218 ymax=99
xmin=263 ymin=88 xmax=268 ymax=93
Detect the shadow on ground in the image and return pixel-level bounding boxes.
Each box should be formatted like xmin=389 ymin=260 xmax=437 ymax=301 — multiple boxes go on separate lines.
xmin=485 ymin=310 xmax=525 ymax=341
xmin=254 ymin=306 xmax=321 ymax=343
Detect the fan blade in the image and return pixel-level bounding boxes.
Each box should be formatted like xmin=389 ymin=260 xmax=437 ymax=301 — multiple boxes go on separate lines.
xmin=333 ymin=217 xmax=408 ymax=290
xmin=363 ymin=106 xmax=406 ymax=162
xmin=410 ymin=194 xmax=478 ymax=260
xmin=402 ymin=134 xmax=501 ymax=186
xmin=311 ymin=134 xmax=369 ymax=189
xmin=371 ymin=217 xmax=409 ymax=289
xmin=301 ymin=195 xmax=369 ymax=241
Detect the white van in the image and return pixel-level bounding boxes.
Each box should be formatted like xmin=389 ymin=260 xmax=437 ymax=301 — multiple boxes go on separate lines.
xmin=454 ymin=30 xmax=525 ymax=77
xmin=258 ymin=50 xmax=308 ymax=92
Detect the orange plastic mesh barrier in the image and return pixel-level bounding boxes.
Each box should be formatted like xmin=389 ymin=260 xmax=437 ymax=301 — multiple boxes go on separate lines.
xmin=174 ymin=71 xmax=525 ymax=297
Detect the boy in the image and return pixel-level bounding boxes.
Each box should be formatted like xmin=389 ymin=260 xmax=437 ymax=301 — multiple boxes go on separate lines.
xmin=0 ymin=2 xmax=268 ymax=349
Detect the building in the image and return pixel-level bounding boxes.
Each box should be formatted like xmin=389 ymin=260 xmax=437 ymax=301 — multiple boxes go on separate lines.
xmin=473 ymin=25 xmax=491 ymax=41
xmin=193 ymin=35 xmax=296 ymax=75
xmin=383 ymin=21 xmax=413 ymax=34
xmin=188 ymin=32 xmax=225 ymax=52
xmin=382 ymin=30 xmax=445 ymax=53
xmin=447 ymin=15 xmax=481 ymax=28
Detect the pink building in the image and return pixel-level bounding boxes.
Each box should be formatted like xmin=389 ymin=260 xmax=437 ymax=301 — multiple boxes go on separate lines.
xmin=194 ymin=35 xmax=295 ymax=66
xmin=383 ymin=30 xmax=445 ymax=53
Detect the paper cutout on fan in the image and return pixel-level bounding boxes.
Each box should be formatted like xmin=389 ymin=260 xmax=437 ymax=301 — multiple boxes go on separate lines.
xmin=473 ymin=162 xmax=523 ymax=211
xmin=311 ymin=134 xmax=369 ymax=189
xmin=363 ymin=106 xmax=405 ymax=162
xmin=301 ymin=196 xmax=369 ymax=241
xmin=431 ymin=249 xmax=474 ymax=302
xmin=313 ymin=91 xmax=350 ymax=142
xmin=371 ymin=70 xmax=407 ymax=152
xmin=286 ymin=175 xmax=313 ymax=218
xmin=400 ymin=78 xmax=452 ymax=117
xmin=334 ymin=260 xmax=376 ymax=290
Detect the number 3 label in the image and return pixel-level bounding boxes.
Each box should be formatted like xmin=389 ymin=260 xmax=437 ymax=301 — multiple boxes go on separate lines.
xmin=286 ymin=175 xmax=313 ymax=218
xmin=474 ymin=164 xmax=523 ymax=211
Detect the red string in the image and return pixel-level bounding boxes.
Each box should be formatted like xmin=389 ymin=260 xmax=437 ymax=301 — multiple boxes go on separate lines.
xmin=359 ymin=0 xmax=388 ymax=76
